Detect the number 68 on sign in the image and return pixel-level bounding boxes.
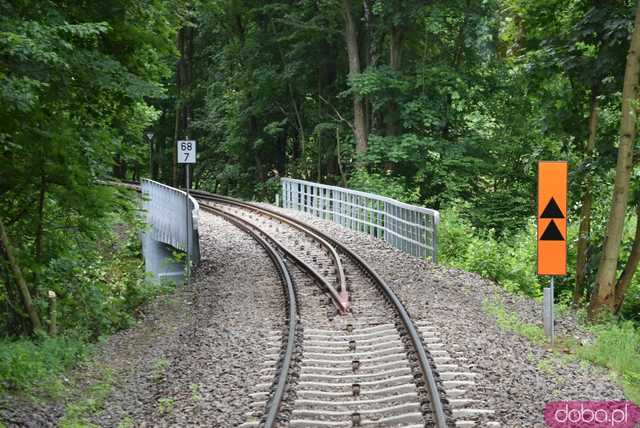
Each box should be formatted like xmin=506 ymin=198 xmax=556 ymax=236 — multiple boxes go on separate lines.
xmin=177 ymin=140 xmax=196 ymax=164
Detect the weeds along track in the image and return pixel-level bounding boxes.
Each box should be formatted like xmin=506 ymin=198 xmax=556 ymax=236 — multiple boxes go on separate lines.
xmin=195 ymin=192 xmax=449 ymax=428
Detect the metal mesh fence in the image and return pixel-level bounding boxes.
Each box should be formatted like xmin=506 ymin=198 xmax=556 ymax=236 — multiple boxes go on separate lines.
xmin=141 ymin=179 xmax=200 ymax=263
xmin=281 ymin=178 xmax=439 ymax=262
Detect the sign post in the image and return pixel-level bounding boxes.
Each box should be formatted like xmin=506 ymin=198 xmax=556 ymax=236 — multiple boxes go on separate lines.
xmin=146 ymin=132 xmax=154 ymax=178
xmin=177 ymin=139 xmax=196 ymax=286
xmin=537 ymin=161 xmax=567 ymax=344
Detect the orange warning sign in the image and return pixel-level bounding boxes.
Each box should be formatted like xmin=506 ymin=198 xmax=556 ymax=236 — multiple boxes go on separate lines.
xmin=538 ymin=161 xmax=567 ymax=276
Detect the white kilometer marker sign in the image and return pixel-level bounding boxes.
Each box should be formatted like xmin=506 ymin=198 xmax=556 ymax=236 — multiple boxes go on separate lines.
xmin=178 ymin=139 xmax=196 ymax=164
xmin=177 ymin=139 xmax=196 ymax=286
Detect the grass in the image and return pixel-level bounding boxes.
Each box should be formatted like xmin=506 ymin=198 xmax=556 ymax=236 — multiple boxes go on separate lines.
xmin=157 ymin=397 xmax=175 ymax=416
xmin=150 ymin=358 xmax=170 ymax=383
xmin=58 ymin=367 xmax=114 ymax=428
xmin=0 ymin=334 xmax=89 ymax=398
xmin=483 ymin=300 xmax=640 ymax=405
xmin=116 ymin=416 xmax=134 ymax=428
xmin=577 ymin=321 xmax=640 ymax=404
xmin=440 ymin=205 xmax=640 ymax=403
xmin=190 ymin=383 xmax=203 ymax=403
xmin=483 ymin=299 xmax=547 ymax=345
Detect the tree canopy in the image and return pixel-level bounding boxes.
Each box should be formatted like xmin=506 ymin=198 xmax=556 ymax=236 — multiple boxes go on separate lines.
xmin=2 ymin=0 xmax=640 ymax=336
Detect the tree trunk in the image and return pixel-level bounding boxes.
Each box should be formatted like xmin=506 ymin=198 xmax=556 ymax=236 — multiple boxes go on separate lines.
xmin=336 ymin=126 xmax=347 ymax=186
xmin=342 ymin=0 xmax=368 ymax=155
xmin=614 ymin=204 xmax=640 ymax=313
xmin=172 ymin=104 xmax=179 ymax=186
xmin=574 ymin=89 xmax=599 ymax=307
xmin=250 ymin=114 xmax=265 ymax=182
xmin=34 ymin=174 xmax=46 ymax=265
xmin=385 ymin=25 xmax=403 ymax=139
xmin=589 ymin=3 xmax=640 ymax=320
xmin=31 ymin=173 xmax=47 ymax=298
xmin=112 ymin=153 xmax=126 ymax=179
xmin=156 ymin=127 xmax=163 ymax=180
xmin=1 ymin=258 xmax=25 ymax=335
xmin=48 ymin=290 xmax=57 ymax=336
xmin=173 ymin=24 xmax=193 ymax=186
xmin=288 ymin=82 xmax=305 ymax=153
xmin=0 ymin=217 xmax=42 ymax=332
xmin=362 ymin=0 xmax=373 ymax=141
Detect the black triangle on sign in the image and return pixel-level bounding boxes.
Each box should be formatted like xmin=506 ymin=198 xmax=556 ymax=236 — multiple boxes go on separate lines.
xmin=541 ymin=197 xmax=565 ymax=219
xmin=540 ymin=220 xmax=564 ymax=241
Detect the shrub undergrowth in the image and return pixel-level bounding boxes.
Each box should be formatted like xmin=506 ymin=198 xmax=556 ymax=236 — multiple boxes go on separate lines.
xmin=439 ymin=204 xmax=640 ymax=404
xmin=439 ymin=206 xmax=542 ymax=297
xmin=578 ymin=322 xmax=640 ymax=403
xmin=0 ymin=189 xmax=173 ymax=399
xmin=0 ymin=334 xmax=89 ymax=397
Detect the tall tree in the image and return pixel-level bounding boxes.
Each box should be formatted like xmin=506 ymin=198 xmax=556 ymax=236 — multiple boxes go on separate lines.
xmin=0 ymin=217 xmax=41 ymax=332
xmin=589 ymin=2 xmax=640 ymax=319
xmin=342 ymin=0 xmax=368 ymax=155
xmin=574 ymin=88 xmax=599 ymax=306
xmin=613 ymin=203 xmax=640 ymax=313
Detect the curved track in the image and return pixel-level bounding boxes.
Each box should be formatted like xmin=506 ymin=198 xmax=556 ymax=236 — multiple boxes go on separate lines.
xmin=199 ymin=204 xmax=300 ymax=428
xmin=193 ymin=191 xmax=448 ymax=428
xmin=111 ymin=181 xmax=449 ymax=427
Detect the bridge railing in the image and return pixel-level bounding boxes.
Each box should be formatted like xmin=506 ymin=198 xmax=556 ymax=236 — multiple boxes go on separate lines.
xmin=141 ymin=179 xmax=200 ymax=264
xmin=281 ymin=178 xmax=439 ymax=262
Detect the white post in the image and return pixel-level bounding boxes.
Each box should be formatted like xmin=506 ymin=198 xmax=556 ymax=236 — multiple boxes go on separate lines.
xmin=177 ymin=137 xmax=196 ymax=287
xmin=543 ymin=276 xmax=555 ymax=344
xmin=550 ymin=276 xmax=555 ymax=344
xmin=185 ymin=163 xmax=191 ymax=287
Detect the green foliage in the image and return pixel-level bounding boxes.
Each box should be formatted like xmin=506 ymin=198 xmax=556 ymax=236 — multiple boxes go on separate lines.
xmin=0 ymin=189 xmax=173 ymax=401
xmin=59 ymin=368 xmax=114 ymax=428
xmin=484 ymin=301 xmax=640 ymax=404
xmin=41 ymin=209 xmax=164 ymax=337
xmin=0 ymin=334 xmax=88 ymax=397
xmin=577 ymin=321 xmax=640 ymax=404
xmin=348 ymin=170 xmax=420 ymax=204
xmin=440 ymin=206 xmax=541 ymax=297
xmin=1 ymin=0 xmax=178 ymax=340
xmin=484 ymin=300 xmax=547 ymax=345
xmin=254 ymin=175 xmax=282 ymax=203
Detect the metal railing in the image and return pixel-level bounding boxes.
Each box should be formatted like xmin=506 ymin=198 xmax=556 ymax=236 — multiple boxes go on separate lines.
xmin=141 ymin=179 xmax=200 ymax=264
xmin=281 ymin=178 xmax=439 ymax=262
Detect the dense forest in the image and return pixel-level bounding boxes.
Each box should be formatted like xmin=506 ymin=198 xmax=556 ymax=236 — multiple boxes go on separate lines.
xmin=140 ymin=0 xmax=638 ymax=321
xmin=1 ymin=0 xmax=640 ymax=403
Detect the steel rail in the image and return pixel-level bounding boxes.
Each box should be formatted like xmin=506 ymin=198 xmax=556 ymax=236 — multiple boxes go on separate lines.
xmin=200 ymin=204 xmax=297 ymax=428
xmin=193 ymin=191 xmax=349 ymax=312
xmin=199 ymin=202 xmax=344 ymax=312
xmin=105 ymin=181 xmax=447 ymax=427
xmin=192 ymin=190 xmax=448 ymax=428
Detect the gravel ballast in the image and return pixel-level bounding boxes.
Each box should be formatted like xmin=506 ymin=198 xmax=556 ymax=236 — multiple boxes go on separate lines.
xmin=2 ymin=201 xmax=627 ymax=428
xmin=261 ymin=203 xmax=627 ymax=428
xmin=90 ymin=210 xmax=287 ymax=427
xmin=43 ymin=210 xmax=285 ymax=428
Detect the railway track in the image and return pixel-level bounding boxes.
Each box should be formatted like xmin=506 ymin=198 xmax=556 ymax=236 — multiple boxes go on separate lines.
xmin=194 ymin=192 xmax=450 ymax=428
xmin=111 ymin=180 xmax=496 ymax=427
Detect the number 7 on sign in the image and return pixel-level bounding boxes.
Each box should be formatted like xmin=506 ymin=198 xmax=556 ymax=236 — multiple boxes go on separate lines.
xmin=177 ymin=140 xmax=196 ymax=164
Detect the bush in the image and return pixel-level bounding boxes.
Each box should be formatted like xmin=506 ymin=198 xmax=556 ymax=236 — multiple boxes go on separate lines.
xmin=254 ymin=175 xmax=281 ymax=203
xmin=40 ymin=209 xmax=160 ymax=338
xmin=0 ymin=189 xmax=173 ymax=399
xmin=348 ymin=169 xmax=420 ymax=204
xmin=439 ymin=206 xmax=541 ymax=297
xmin=578 ymin=321 xmax=640 ymax=404
xmin=0 ymin=334 xmax=88 ymax=396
